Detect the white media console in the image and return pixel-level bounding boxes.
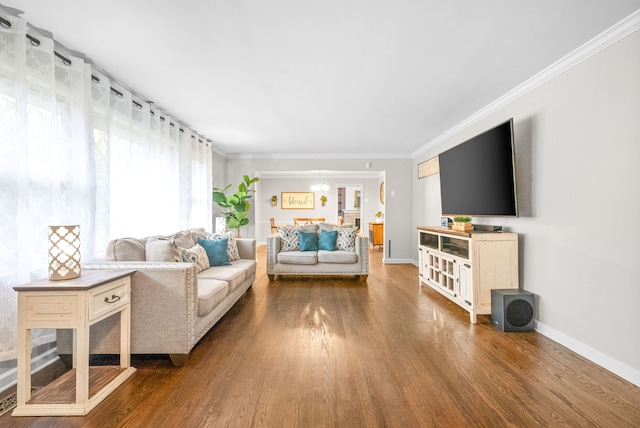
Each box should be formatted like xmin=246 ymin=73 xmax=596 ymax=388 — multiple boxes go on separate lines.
xmin=417 ymin=226 xmax=519 ymax=323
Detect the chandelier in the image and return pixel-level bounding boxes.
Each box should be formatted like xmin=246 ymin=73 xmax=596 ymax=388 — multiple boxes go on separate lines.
xmin=310 ymin=180 xmax=329 ymax=192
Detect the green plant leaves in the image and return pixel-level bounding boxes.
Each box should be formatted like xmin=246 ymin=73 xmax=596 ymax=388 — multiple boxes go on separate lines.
xmin=213 ymin=176 xmax=259 ymax=233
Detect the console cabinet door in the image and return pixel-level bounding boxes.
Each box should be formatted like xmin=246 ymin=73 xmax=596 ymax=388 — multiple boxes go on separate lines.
xmin=457 ymin=262 xmax=473 ymax=308
xmin=419 ymin=247 xmax=427 ymax=282
xmin=439 ymin=255 xmax=456 ymax=296
xmin=425 ymin=250 xmax=439 ymax=288
xmin=426 ymin=251 xmax=456 ymax=296
xmin=472 ymin=236 xmax=519 ymax=314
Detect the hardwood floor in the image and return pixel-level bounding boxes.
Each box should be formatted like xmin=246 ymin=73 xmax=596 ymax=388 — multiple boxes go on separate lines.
xmin=3 ymin=246 xmax=640 ymax=427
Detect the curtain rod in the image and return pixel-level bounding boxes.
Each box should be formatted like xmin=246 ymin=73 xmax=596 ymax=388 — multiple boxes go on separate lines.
xmin=0 ymin=15 xmax=74 ymax=66
xmin=92 ymin=73 xmax=186 ymax=133
xmin=24 ymin=32 xmax=73 ymax=66
xmin=3 ymin=14 xmax=197 ymax=141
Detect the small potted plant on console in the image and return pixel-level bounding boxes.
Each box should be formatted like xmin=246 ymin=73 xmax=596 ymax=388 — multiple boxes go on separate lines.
xmin=452 ymin=215 xmax=473 ymax=231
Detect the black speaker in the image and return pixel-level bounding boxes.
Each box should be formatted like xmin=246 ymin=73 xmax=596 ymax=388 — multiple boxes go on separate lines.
xmin=491 ymin=289 xmax=535 ymax=332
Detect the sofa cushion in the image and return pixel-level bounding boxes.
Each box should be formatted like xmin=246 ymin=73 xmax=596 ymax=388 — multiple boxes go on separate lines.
xmin=299 ymin=231 xmax=319 ymax=251
xmin=107 ymin=237 xmax=147 ymax=261
xmin=277 ymin=251 xmax=318 ymax=265
xmin=197 ymin=279 xmax=229 ymax=316
xmin=145 ymin=238 xmax=181 ymax=262
xmin=229 ymin=258 xmax=257 ymax=278
xmin=278 ymin=225 xmax=300 ymax=252
xmin=180 ymin=244 xmax=210 ymax=273
xmin=336 ymin=227 xmax=358 ymax=252
xmin=173 ymin=230 xmax=197 ymax=248
xmin=318 ymin=250 xmax=358 ymax=264
xmin=189 ymin=228 xmax=208 ymax=243
xmin=199 ymin=266 xmax=246 ymax=292
xmin=318 ymin=229 xmax=338 ymax=251
xmin=198 ymin=238 xmax=232 ymax=266
xmin=300 ymin=224 xmax=319 ymax=234
xmin=205 ymin=232 xmax=240 ymax=261
xmin=318 ymin=223 xmax=339 ymax=232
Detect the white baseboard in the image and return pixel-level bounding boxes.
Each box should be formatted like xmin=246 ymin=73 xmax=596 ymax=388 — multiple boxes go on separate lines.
xmin=382 ymin=258 xmax=414 ymax=264
xmin=0 ymin=347 xmax=60 ymax=394
xmin=536 ymin=321 xmax=640 ymax=388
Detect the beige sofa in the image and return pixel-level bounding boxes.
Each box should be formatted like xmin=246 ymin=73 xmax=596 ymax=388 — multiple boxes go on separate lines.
xmin=56 ymin=228 xmax=256 ymax=366
xmin=266 ymin=224 xmax=368 ymax=281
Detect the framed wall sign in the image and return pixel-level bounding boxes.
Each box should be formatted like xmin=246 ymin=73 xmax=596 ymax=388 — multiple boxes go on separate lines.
xmin=281 ymin=192 xmax=315 ymax=209
xmin=418 ymin=156 xmax=439 ymax=178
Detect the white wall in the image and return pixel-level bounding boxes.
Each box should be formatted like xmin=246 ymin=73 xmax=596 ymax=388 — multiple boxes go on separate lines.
xmin=225 ymin=158 xmax=413 ymax=262
xmin=211 ymin=150 xmax=228 ymax=231
xmin=255 ymin=178 xmax=376 ymax=243
xmin=413 ymin=29 xmax=640 ymax=385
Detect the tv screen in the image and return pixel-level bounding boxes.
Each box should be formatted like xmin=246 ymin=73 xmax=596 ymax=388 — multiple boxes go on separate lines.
xmin=439 ymin=118 xmax=517 ymax=217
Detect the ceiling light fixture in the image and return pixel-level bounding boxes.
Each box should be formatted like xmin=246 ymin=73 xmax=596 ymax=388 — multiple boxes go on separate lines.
xmin=310 ymin=180 xmax=329 ymax=192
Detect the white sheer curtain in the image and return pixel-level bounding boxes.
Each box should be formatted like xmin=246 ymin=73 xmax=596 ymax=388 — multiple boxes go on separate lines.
xmin=0 ymin=8 xmax=213 ymax=387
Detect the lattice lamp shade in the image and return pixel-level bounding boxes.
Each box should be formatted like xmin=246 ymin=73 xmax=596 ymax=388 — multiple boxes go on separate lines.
xmin=48 ymin=225 xmax=81 ymax=280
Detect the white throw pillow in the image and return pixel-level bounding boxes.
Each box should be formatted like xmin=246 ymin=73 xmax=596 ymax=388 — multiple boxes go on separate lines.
xmin=145 ymin=238 xmax=181 ymax=262
xmin=336 ymin=227 xmax=357 ymax=252
xmin=180 ymin=244 xmax=210 ymax=273
xmin=278 ymin=225 xmax=300 ymax=252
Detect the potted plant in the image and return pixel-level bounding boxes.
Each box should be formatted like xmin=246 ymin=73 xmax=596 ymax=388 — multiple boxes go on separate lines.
xmin=375 ymin=211 xmax=383 ymax=222
xmin=320 ymin=195 xmax=327 ymax=207
xmin=452 ymin=215 xmax=473 ymax=231
xmin=212 ymin=175 xmax=259 ymax=237
xmin=271 ymin=195 xmax=277 ymax=207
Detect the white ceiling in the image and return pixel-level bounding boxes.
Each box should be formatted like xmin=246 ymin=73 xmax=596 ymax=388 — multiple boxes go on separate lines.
xmin=4 ymin=1 xmax=640 ymax=158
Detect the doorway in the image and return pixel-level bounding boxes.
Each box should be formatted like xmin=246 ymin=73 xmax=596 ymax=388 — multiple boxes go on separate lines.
xmin=337 ymin=184 xmax=362 ymax=231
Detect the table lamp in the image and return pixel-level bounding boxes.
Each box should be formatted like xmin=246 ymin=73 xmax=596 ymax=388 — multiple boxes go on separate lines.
xmin=48 ymin=225 xmax=81 ymax=280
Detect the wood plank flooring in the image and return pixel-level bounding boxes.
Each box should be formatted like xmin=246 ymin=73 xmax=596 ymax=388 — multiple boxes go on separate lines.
xmin=3 ymin=246 xmax=640 ymax=427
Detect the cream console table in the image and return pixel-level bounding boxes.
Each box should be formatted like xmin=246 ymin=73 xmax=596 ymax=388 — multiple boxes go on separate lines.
xmin=417 ymin=226 xmax=518 ymax=323
xmin=12 ymin=269 xmax=137 ymax=416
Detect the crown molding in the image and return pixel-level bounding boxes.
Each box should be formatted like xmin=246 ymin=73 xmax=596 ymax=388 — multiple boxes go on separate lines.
xmin=412 ymin=9 xmax=640 ymax=159
xmin=256 ymin=170 xmax=384 ymax=179
xmin=209 ymin=143 xmax=228 ymax=158
xmin=225 ymin=152 xmax=411 ymax=160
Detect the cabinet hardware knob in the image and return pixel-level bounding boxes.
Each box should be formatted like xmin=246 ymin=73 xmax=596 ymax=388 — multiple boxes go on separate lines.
xmin=104 ymin=295 xmax=121 ymax=304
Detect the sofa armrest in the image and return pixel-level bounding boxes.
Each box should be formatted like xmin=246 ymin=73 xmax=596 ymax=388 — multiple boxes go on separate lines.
xmin=266 ymin=235 xmax=280 ymax=274
xmin=357 ymin=235 xmax=369 ymax=271
xmin=79 ymin=261 xmax=199 ymax=354
xmin=236 ymin=238 xmax=256 ymax=260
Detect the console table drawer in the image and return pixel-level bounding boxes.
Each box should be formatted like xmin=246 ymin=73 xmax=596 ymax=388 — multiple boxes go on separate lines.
xmin=89 ymin=278 xmax=130 ymax=320
xmin=25 ymin=295 xmax=78 ymax=322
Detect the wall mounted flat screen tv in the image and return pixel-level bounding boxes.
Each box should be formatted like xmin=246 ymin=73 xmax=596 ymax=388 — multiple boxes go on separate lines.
xmin=439 ymin=118 xmax=517 ymax=217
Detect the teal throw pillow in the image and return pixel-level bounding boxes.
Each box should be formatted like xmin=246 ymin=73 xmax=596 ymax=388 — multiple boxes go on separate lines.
xmin=318 ymin=229 xmax=337 ymax=251
xmin=198 ymin=238 xmax=231 ymax=266
xmin=299 ymin=231 xmax=319 ymax=252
